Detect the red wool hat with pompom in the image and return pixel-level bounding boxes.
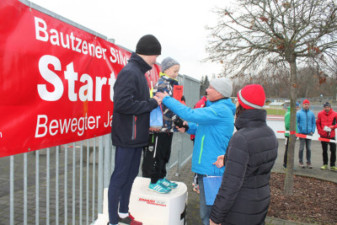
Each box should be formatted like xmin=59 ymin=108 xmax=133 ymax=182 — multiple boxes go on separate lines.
xmin=237 ymin=84 xmax=266 ymax=109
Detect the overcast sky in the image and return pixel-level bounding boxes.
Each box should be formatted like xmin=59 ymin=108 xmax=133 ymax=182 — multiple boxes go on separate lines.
xmin=29 ymin=0 xmax=235 ymax=80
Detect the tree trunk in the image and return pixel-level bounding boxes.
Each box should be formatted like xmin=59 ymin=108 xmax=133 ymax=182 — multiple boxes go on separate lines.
xmin=284 ymin=59 xmax=298 ymax=195
xmin=332 ymin=76 xmax=337 ymax=102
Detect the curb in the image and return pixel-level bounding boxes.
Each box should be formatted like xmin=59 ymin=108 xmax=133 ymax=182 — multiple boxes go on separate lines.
xmin=266 ymin=216 xmax=318 ymax=225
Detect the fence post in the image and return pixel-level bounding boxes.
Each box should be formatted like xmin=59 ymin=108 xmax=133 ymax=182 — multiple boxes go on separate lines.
xmin=104 ymin=135 xmax=111 ymax=188
xmin=10 ymin=156 xmax=14 ymax=225
xmin=97 ymin=136 xmax=104 ymax=214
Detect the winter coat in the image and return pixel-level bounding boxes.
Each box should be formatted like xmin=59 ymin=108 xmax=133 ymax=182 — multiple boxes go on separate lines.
xmin=194 ymin=96 xmax=207 ymax=109
xmin=316 ymin=109 xmax=337 ymax=138
xmin=296 ymin=108 xmax=316 ymax=135
xmin=210 ymin=109 xmax=278 ymax=225
xmin=162 ymin=96 xmax=235 ymax=176
xmin=223 ymin=98 xmax=236 ymax=115
xmin=205 ymin=98 xmax=236 ymax=115
xmin=153 ymin=73 xmax=179 ymax=132
xmin=284 ymin=107 xmax=298 ymax=137
xmin=111 ymin=53 xmax=158 ymax=148
xmin=190 ymin=96 xmax=208 ymax=140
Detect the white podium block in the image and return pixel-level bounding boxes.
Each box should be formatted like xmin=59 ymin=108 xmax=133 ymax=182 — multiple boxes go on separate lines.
xmin=129 ymin=177 xmax=188 ymax=225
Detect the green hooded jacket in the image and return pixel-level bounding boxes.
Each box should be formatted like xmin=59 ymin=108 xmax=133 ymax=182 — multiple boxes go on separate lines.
xmin=284 ymin=107 xmax=298 ymax=137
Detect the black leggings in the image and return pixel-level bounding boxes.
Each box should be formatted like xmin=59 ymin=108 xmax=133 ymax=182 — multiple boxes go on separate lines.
xmin=283 ymin=137 xmax=289 ymax=167
xmin=142 ymin=132 xmax=173 ymax=183
xmin=321 ymin=140 xmax=336 ymax=167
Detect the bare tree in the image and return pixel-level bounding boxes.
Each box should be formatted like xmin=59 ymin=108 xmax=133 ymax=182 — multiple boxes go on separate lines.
xmin=321 ymin=56 xmax=337 ymax=100
xmin=200 ymin=75 xmax=210 ymax=97
xmin=207 ymin=0 xmax=337 ymax=195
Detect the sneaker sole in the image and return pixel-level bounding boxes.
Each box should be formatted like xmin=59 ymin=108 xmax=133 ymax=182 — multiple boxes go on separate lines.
xmin=148 ymin=187 xmax=171 ymax=194
xmin=160 ymin=184 xmax=173 ymax=190
xmin=160 ymin=180 xmax=178 ymax=189
xmin=119 ymin=222 xmax=129 ymax=225
xmin=118 ymin=220 xmax=132 ymax=225
xmin=119 ymin=221 xmax=142 ymax=225
xmin=162 ymin=184 xmax=177 ymax=189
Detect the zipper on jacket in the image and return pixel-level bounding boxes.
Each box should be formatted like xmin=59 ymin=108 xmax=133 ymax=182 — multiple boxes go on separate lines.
xmin=198 ymin=135 xmax=205 ymax=164
xmin=131 ymin=115 xmax=137 ymax=140
xmin=305 ymin=111 xmax=308 ymax=133
xmin=153 ymin=135 xmax=158 ymax=158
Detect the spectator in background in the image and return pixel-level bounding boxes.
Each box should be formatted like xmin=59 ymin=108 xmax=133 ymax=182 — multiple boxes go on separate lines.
xmin=283 ymin=102 xmax=300 ymax=168
xmin=142 ymin=57 xmax=181 ymax=193
xmin=296 ymin=99 xmax=316 ymax=168
xmin=108 ymin=34 xmax=161 ymax=225
xmin=156 ymin=77 xmax=235 ymax=225
xmin=210 ymin=84 xmax=278 ymax=225
xmin=316 ymin=102 xmax=337 ymax=171
xmin=190 ymin=93 xmax=208 ymax=142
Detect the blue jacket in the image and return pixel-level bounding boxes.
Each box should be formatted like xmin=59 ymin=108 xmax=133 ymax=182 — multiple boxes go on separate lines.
xmin=296 ymin=108 xmax=316 ymax=134
xmin=205 ymin=98 xmax=236 ymax=115
xmin=223 ymin=98 xmax=236 ymax=115
xmin=162 ymin=96 xmax=235 ymax=175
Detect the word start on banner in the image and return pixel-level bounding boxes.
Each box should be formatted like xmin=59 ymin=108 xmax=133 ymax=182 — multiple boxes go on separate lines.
xmin=37 ymin=55 xmax=116 ymax=102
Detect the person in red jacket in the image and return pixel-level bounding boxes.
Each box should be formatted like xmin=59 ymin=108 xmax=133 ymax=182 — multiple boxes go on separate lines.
xmin=189 ymin=94 xmax=207 ymax=194
xmin=190 ymin=95 xmax=208 ymax=142
xmin=316 ymin=102 xmax=337 ymax=171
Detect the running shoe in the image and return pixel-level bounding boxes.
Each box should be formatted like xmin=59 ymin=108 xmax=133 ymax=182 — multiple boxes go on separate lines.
xmin=160 ymin=178 xmax=178 ymax=189
xmin=148 ymin=180 xmax=171 ymax=194
xmin=320 ymin=165 xmax=328 ymax=170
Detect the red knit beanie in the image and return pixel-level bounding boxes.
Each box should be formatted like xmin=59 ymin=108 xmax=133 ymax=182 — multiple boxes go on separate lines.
xmin=302 ymin=99 xmax=310 ymax=105
xmin=237 ymin=84 xmax=266 ymax=109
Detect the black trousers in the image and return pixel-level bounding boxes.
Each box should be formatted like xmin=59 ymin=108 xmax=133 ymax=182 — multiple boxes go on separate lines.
xmin=283 ymin=137 xmax=298 ymax=167
xmin=142 ymin=132 xmax=173 ymax=183
xmin=283 ymin=137 xmax=289 ymax=167
xmin=321 ymin=140 xmax=336 ymax=167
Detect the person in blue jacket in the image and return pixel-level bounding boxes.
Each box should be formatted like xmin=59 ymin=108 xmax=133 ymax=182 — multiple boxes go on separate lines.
xmin=156 ymin=77 xmax=235 ymax=225
xmin=296 ymin=99 xmax=316 ymax=168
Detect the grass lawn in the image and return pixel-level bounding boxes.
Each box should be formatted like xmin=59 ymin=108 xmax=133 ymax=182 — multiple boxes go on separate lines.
xmin=265 ymin=108 xmax=286 ymax=116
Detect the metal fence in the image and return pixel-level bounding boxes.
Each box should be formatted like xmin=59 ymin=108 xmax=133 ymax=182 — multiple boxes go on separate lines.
xmin=1 ymin=2 xmax=201 ymax=224
xmin=1 ymin=138 xmax=105 ymax=225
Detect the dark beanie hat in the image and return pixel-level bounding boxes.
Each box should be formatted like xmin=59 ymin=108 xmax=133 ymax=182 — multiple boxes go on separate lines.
xmin=324 ymin=102 xmax=331 ymax=107
xmin=136 ymin=34 xmax=161 ymax=55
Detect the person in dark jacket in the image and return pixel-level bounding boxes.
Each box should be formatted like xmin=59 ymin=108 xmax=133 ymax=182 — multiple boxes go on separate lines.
xmin=210 ymin=84 xmax=278 ymax=225
xmin=316 ymin=102 xmax=337 ymax=171
xmin=108 ymin=34 xmax=161 ymax=225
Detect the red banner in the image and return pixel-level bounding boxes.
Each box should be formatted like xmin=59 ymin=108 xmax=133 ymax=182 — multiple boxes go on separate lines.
xmin=0 ymin=0 xmax=160 ymax=157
